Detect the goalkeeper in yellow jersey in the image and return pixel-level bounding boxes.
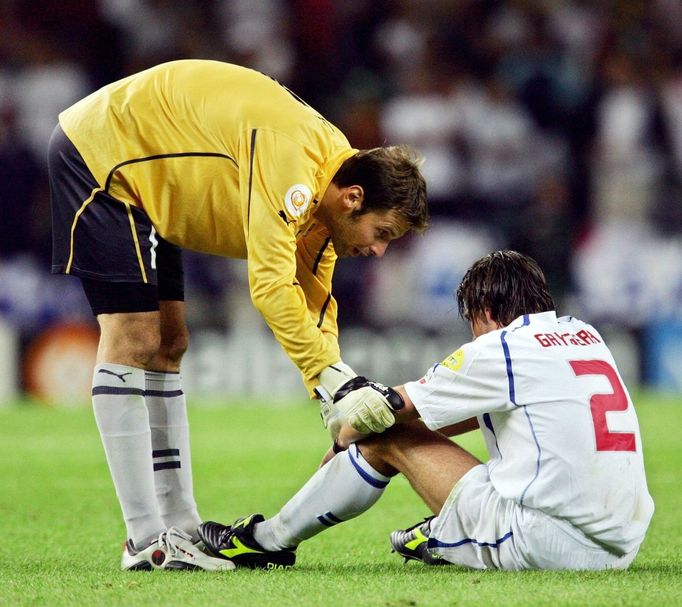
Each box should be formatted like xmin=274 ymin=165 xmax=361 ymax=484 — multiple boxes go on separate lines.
xmin=48 ymin=60 xmax=428 ymax=571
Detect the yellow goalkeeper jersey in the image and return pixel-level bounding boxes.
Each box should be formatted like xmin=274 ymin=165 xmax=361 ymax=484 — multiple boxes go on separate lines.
xmin=58 ymin=60 xmax=357 ymax=393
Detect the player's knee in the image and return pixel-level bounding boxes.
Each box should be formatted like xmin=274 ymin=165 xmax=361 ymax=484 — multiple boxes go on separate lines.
xmin=356 ymin=433 xmax=401 ymax=476
xmin=100 ymin=329 xmax=161 ymax=367
xmin=358 ymin=421 xmax=427 ymax=470
xmin=127 ymin=332 xmax=163 ymax=367
xmin=161 ymin=327 xmax=189 ymax=365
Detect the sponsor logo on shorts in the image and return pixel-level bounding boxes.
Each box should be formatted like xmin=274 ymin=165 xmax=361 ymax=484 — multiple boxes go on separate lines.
xmin=284 ymin=184 xmax=312 ymax=218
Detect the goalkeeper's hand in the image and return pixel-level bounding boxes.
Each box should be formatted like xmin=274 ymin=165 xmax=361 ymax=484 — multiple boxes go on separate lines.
xmin=332 ymin=376 xmax=405 ymax=434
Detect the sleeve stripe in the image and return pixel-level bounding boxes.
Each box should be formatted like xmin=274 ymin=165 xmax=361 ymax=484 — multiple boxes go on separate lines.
xmin=317 ymin=292 xmax=332 ymax=328
xmin=312 ymin=237 xmax=331 ymax=276
xmin=247 ymin=129 xmax=258 ymax=227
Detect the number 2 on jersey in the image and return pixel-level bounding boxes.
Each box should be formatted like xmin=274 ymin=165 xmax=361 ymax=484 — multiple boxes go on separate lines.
xmin=569 ymin=360 xmax=636 ymax=452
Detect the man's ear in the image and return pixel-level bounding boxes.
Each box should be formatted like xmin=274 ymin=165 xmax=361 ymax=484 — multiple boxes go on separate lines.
xmin=342 ymin=185 xmax=364 ymax=211
xmin=484 ymin=308 xmax=502 ymax=329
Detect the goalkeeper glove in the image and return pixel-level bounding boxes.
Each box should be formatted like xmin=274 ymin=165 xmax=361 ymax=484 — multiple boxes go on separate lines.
xmin=332 ymin=376 xmax=405 ymax=434
xmin=315 ymin=362 xmax=357 ymax=439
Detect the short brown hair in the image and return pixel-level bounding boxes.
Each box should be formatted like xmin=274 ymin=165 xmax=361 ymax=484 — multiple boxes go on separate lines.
xmin=456 ymin=250 xmax=555 ymax=326
xmin=333 ymin=145 xmax=429 ymax=233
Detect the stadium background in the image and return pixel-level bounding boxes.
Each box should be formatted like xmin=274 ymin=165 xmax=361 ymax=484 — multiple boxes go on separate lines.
xmin=1 ymin=0 xmax=682 ymax=404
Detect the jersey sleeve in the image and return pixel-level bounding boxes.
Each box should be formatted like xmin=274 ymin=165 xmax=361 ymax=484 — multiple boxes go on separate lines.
xmin=403 ymin=339 xmax=511 ymax=430
xmin=240 ymin=129 xmax=340 ymax=394
xmin=295 ymin=227 xmax=341 ymax=393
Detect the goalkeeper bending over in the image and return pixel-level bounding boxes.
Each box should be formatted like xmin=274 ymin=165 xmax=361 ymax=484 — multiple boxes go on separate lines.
xmin=199 ymin=251 xmax=654 ymax=571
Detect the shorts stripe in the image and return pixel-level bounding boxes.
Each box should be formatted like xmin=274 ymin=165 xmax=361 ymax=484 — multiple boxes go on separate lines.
xmin=66 ymin=186 xmax=103 ymax=274
xmin=428 ymin=529 xmax=513 ymax=549
xmin=124 ymin=203 xmax=148 ymax=282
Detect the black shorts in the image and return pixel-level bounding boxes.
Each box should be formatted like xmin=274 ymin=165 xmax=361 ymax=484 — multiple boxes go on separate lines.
xmin=48 ymin=124 xmax=184 ymax=314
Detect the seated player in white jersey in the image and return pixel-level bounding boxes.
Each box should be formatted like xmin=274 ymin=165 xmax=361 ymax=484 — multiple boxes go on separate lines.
xmin=198 ymin=250 xmax=655 ymax=571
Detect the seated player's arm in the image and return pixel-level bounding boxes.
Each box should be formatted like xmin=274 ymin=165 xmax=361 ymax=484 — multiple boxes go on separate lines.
xmin=438 ymin=417 xmax=479 ymax=437
xmin=390 ymin=386 xmax=478 ymax=437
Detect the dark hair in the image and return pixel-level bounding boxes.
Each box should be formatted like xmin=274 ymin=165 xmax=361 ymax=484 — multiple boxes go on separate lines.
xmin=456 ymin=250 xmax=555 ymax=326
xmin=332 ymin=145 xmax=429 ymax=233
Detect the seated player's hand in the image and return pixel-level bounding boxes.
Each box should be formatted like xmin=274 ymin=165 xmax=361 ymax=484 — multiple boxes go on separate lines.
xmin=319 ymin=397 xmax=344 ymax=440
xmin=333 ymin=377 xmax=405 ymax=434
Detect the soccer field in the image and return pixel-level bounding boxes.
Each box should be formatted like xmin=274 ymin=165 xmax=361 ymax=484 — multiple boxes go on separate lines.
xmin=1 ymin=393 xmax=681 ymax=607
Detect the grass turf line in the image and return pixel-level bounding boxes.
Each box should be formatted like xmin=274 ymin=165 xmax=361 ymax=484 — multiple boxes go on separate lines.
xmin=0 ymin=392 xmax=680 ymax=606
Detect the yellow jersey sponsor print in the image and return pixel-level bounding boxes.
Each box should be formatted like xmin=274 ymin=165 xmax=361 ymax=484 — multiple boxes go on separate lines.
xmin=58 ymin=60 xmax=357 ymax=393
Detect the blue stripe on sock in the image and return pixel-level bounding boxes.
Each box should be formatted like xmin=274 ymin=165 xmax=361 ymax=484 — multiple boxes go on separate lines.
xmin=145 ymin=389 xmax=184 ymax=398
xmin=316 ymin=512 xmax=343 ymax=527
xmin=347 ymin=449 xmax=389 ymax=489
xmin=92 ymin=386 xmax=146 ymax=397
xmin=93 ymin=387 xmax=183 ymax=398
xmin=325 ymin=512 xmax=342 ymax=523
xmin=152 ymin=449 xmax=180 ymax=458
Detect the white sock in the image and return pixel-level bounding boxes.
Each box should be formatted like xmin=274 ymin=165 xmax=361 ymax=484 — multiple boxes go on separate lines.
xmin=253 ymin=443 xmax=390 ymax=550
xmin=92 ymin=363 xmax=165 ymax=546
xmin=145 ymin=371 xmax=201 ymax=540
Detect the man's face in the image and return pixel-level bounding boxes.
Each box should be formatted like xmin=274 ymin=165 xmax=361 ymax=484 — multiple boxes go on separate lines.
xmin=329 ymin=210 xmax=409 ymax=258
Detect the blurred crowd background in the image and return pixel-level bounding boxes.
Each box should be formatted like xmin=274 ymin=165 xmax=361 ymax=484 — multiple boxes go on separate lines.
xmin=2 ymin=0 xmax=682 ymax=399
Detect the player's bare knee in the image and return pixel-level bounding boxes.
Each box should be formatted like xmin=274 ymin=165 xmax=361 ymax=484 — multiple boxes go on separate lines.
xmin=356 ymin=434 xmax=400 ymax=476
xmin=160 ymin=328 xmax=189 ymax=365
xmin=98 ymin=325 xmax=161 ymax=368
xmin=128 ymin=334 xmax=163 ymax=367
xmin=358 ymin=421 xmax=431 ymax=474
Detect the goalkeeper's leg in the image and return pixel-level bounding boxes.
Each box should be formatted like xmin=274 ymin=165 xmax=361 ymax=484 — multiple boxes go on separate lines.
xmin=146 ymin=371 xmax=202 ymax=540
xmin=145 ymin=302 xmax=202 ymax=541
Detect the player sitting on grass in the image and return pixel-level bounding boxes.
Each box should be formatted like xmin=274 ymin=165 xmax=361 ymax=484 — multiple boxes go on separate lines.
xmin=199 ymin=250 xmax=654 ymax=571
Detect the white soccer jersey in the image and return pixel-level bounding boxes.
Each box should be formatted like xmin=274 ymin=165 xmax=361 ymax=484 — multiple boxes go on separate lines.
xmin=404 ymin=311 xmax=654 ymax=555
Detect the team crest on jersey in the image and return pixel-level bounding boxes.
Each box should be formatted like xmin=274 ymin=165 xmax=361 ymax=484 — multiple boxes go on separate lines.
xmin=284 ymin=184 xmax=312 ymax=218
xmin=441 ymin=347 xmax=465 ymax=372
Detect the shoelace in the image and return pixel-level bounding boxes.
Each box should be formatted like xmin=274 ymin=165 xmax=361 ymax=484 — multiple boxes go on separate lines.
xmin=217 ymin=526 xmax=235 ymax=546
xmin=161 ymin=527 xmax=193 ymax=559
xmin=404 ymin=516 xmax=434 ymax=536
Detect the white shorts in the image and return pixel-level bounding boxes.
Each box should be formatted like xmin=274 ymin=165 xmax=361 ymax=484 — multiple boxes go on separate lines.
xmin=429 ymin=464 xmax=639 ymax=570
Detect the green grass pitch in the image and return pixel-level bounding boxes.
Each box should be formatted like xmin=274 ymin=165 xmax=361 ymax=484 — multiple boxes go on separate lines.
xmin=1 ymin=392 xmax=681 ymax=607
